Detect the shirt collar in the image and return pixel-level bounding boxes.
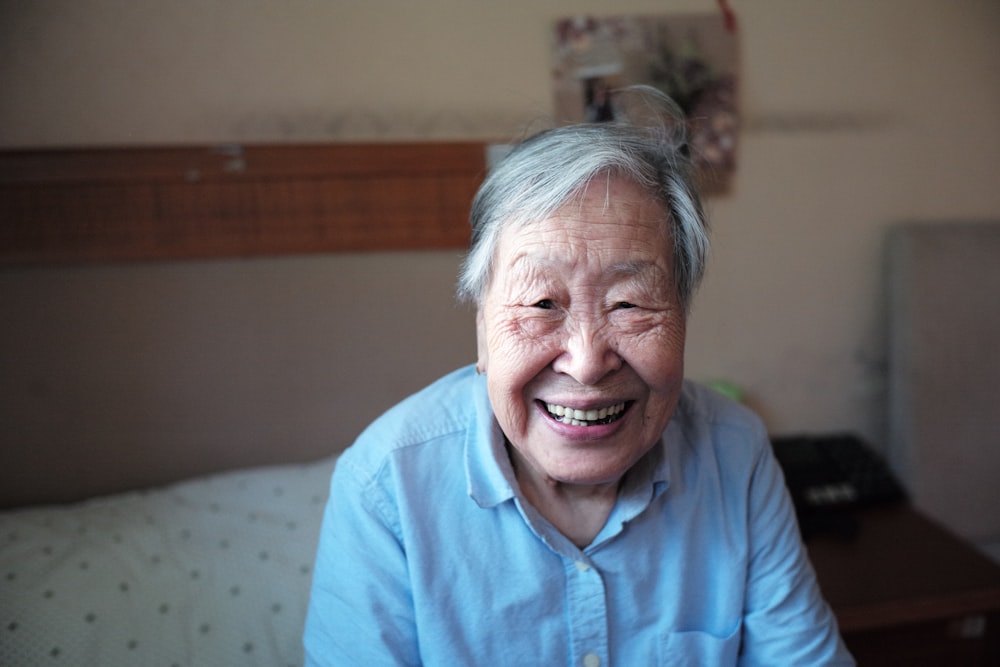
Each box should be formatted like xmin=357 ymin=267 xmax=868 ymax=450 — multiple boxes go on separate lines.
xmin=587 ymin=432 xmax=671 ymax=548
xmin=465 ymin=371 xmax=518 ymax=508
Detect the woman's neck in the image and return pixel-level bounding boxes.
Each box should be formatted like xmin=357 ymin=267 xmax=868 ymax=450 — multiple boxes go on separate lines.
xmin=507 ymin=445 xmax=620 ymax=549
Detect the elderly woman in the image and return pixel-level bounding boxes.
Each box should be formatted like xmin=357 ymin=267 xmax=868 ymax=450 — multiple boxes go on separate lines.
xmin=304 ymin=88 xmax=853 ymax=666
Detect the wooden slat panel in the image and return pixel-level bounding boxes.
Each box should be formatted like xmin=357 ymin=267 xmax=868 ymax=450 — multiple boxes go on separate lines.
xmin=0 ymin=142 xmax=486 ymax=263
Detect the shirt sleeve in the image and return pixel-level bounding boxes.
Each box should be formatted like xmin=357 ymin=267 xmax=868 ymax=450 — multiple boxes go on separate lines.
xmin=303 ymin=453 xmax=421 ymax=667
xmin=739 ymin=440 xmax=856 ymax=666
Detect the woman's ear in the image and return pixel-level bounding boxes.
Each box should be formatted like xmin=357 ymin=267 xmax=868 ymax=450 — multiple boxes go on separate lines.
xmin=475 ymin=308 xmax=488 ymax=375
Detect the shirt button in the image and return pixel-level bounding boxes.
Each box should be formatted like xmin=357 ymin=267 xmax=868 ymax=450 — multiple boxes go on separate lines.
xmin=583 ymin=653 xmax=601 ymax=667
xmin=574 ymin=561 xmax=590 ymax=572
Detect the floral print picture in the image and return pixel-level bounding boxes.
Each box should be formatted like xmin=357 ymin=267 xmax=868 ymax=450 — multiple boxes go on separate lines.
xmin=552 ymin=13 xmax=740 ymax=192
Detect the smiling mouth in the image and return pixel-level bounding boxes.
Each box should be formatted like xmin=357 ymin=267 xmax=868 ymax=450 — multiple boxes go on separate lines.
xmin=543 ymin=401 xmax=629 ymax=427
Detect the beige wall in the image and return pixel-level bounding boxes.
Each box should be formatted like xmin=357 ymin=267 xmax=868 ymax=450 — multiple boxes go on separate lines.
xmin=2 ymin=0 xmax=1000 ymax=452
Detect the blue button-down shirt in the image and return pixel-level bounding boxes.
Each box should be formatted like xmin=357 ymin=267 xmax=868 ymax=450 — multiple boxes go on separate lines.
xmin=304 ymin=366 xmax=853 ymax=666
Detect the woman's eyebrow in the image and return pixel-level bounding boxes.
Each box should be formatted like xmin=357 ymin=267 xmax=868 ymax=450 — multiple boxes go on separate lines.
xmin=607 ymin=259 xmax=667 ymax=281
xmin=506 ymin=254 xmax=667 ymax=286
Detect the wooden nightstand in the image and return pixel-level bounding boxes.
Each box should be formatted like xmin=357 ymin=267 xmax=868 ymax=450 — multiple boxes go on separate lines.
xmin=808 ymin=505 xmax=1000 ymax=665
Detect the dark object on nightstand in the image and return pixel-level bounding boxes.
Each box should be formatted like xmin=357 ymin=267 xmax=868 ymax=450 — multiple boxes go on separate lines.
xmin=771 ymin=433 xmax=906 ymax=540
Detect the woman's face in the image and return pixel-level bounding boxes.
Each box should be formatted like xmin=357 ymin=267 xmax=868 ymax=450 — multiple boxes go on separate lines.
xmin=477 ymin=175 xmax=687 ymax=489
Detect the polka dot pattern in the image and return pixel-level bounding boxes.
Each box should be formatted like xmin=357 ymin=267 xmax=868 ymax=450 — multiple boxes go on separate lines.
xmin=1 ymin=456 xmax=336 ymax=666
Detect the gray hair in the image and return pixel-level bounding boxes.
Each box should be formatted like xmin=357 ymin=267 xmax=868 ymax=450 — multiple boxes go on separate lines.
xmin=457 ymin=86 xmax=709 ymax=313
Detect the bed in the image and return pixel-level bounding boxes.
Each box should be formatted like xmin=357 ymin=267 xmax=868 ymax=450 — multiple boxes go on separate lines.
xmin=1 ymin=456 xmax=336 ymax=666
xmin=0 ymin=142 xmax=485 ymax=666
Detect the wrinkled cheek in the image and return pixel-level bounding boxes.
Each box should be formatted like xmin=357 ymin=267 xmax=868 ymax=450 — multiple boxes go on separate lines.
xmin=487 ymin=378 xmax=532 ymax=440
xmin=487 ymin=333 xmax=558 ymax=384
xmin=640 ymin=333 xmax=686 ymax=388
xmin=636 ymin=352 xmax=685 ymax=425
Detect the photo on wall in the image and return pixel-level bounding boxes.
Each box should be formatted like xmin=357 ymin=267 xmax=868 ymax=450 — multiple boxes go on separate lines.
xmin=552 ymin=13 xmax=740 ymax=192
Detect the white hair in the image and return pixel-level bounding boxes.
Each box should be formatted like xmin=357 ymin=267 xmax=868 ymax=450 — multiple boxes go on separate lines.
xmin=457 ymin=86 xmax=710 ymax=313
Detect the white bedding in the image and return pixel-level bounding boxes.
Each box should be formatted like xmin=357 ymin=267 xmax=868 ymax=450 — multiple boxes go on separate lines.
xmin=1 ymin=456 xmax=336 ymax=667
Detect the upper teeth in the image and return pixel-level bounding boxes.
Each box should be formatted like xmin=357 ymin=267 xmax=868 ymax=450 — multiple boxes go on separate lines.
xmin=545 ymin=402 xmax=625 ymax=425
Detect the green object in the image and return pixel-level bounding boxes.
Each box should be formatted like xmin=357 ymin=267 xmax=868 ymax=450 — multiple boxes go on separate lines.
xmin=705 ymin=379 xmax=744 ymax=403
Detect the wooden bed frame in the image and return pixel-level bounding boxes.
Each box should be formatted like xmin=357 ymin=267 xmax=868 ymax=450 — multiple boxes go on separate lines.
xmin=0 ymin=141 xmax=487 ymax=264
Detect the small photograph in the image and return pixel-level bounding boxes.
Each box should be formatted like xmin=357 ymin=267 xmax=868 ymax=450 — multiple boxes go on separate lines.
xmin=552 ymin=14 xmax=740 ymax=190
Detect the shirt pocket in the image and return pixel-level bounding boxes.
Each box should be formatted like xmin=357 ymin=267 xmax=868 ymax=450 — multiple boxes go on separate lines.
xmin=659 ymin=624 xmax=741 ymax=667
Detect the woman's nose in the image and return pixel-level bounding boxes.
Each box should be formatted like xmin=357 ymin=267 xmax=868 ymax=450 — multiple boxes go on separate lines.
xmin=551 ymin=323 xmax=622 ymax=386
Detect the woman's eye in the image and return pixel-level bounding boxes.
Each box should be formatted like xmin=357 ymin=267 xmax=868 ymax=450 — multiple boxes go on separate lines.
xmin=533 ymin=299 xmax=555 ymax=310
xmin=616 ymin=302 xmax=637 ymax=309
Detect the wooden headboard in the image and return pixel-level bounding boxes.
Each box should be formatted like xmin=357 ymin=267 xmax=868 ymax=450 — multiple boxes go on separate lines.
xmin=0 ymin=142 xmax=486 ymax=508
xmin=0 ymin=142 xmax=487 ymax=264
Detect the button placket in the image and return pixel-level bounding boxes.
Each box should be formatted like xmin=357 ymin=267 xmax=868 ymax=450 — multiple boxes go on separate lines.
xmin=565 ymin=557 xmax=609 ymax=667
